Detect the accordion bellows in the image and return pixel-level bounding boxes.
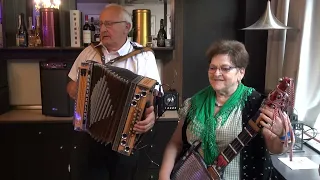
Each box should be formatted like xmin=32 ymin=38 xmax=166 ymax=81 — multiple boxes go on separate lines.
xmin=73 ymin=61 xmax=158 ymax=156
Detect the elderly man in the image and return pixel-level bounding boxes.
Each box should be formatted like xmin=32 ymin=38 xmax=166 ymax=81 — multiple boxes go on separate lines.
xmin=67 ymin=4 xmax=161 ymax=180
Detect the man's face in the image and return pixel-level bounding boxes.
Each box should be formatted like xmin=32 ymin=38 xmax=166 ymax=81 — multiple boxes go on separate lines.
xmin=99 ymin=8 xmax=130 ymax=47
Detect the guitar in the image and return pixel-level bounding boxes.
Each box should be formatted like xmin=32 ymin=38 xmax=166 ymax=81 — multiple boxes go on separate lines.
xmin=170 ymin=77 xmax=295 ymax=180
xmin=207 ymin=77 xmax=295 ymax=179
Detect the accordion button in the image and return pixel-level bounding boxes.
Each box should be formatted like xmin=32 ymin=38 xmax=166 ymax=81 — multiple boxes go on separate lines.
xmin=141 ymin=91 xmax=147 ymax=97
xmin=73 ymin=146 xmax=77 ymax=149
xmin=131 ymin=100 xmax=137 ymax=106
xmin=134 ymin=94 xmax=140 ymax=100
xmin=60 ymin=146 xmax=63 ymax=149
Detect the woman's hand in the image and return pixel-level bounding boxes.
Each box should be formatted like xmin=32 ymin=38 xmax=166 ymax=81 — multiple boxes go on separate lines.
xmin=259 ymin=106 xmax=291 ymax=154
xmin=259 ymin=106 xmax=286 ymax=137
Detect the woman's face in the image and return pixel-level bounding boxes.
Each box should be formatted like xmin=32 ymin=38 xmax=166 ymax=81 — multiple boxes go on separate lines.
xmin=208 ymin=54 xmax=245 ymax=94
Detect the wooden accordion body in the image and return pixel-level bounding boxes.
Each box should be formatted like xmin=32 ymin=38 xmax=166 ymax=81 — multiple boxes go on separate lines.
xmin=73 ymin=61 xmax=158 ymax=156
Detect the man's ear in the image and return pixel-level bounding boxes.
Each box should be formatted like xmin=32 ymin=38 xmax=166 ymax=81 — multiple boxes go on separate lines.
xmin=126 ymin=23 xmax=132 ymax=32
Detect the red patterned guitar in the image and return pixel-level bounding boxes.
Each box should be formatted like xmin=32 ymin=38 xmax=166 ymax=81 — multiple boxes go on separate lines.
xmin=206 ymin=77 xmax=295 ymax=179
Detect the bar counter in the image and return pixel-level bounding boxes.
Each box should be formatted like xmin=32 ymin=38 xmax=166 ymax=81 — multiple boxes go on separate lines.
xmin=0 ymin=109 xmax=179 ymax=180
xmin=0 ymin=109 xmax=179 ymax=122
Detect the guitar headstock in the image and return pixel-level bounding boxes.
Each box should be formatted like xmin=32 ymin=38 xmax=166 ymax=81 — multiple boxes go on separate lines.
xmin=263 ymin=77 xmax=295 ymax=113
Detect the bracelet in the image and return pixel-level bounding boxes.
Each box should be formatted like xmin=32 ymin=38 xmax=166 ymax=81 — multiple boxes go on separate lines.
xmin=279 ymin=132 xmax=291 ymax=141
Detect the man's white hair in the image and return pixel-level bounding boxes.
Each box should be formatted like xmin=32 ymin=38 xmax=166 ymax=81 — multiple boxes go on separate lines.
xmin=104 ymin=3 xmax=132 ymax=32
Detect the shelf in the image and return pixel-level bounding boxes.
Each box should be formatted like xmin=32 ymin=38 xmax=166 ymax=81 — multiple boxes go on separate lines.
xmin=0 ymin=46 xmax=173 ymax=60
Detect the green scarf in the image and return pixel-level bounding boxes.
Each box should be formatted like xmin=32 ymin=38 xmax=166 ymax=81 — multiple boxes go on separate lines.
xmin=186 ymin=83 xmax=254 ymax=164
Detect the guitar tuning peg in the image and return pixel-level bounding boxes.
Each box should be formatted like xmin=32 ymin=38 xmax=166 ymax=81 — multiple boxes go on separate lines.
xmin=279 ymin=78 xmax=283 ymax=82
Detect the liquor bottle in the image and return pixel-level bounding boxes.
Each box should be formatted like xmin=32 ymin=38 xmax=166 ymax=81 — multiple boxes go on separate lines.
xmin=82 ymin=15 xmax=91 ymax=47
xmin=94 ymin=28 xmax=100 ymax=42
xmin=0 ymin=3 xmax=2 ymax=48
xmin=157 ymin=19 xmax=167 ymax=47
xmin=18 ymin=13 xmax=28 ymax=47
xmin=16 ymin=14 xmax=21 ymax=46
xmin=0 ymin=16 xmax=3 ymax=48
xmin=90 ymin=17 xmax=95 ymax=43
xmin=34 ymin=15 xmax=42 ymax=47
xmin=28 ymin=16 xmax=35 ymax=47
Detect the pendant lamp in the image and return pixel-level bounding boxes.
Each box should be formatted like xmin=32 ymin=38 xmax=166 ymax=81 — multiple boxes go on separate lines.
xmin=242 ymin=0 xmax=292 ymax=30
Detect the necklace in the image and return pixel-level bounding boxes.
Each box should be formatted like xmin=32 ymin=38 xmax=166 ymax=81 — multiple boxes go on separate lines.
xmin=215 ymin=102 xmax=223 ymax=108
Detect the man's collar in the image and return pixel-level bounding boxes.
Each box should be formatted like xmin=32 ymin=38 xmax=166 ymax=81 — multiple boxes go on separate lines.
xmin=95 ymin=39 xmax=131 ymax=56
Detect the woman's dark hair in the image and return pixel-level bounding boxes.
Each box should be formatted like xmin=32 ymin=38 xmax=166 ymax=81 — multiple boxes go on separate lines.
xmin=206 ymin=40 xmax=249 ymax=69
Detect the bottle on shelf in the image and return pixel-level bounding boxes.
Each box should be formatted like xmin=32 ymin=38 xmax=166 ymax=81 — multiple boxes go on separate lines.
xmin=90 ymin=17 xmax=95 ymax=43
xmin=18 ymin=13 xmax=28 ymax=47
xmin=28 ymin=16 xmax=35 ymax=47
xmin=157 ymin=19 xmax=167 ymax=47
xmin=94 ymin=28 xmax=100 ymax=42
xmin=82 ymin=15 xmax=91 ymax=47
xmin=34 ymin=15 xmax=42 ymax=47
xmin=16 ymin=14 xmax=21 ymax=46
xmin=0 ymin=15 xmax=3 ymax=48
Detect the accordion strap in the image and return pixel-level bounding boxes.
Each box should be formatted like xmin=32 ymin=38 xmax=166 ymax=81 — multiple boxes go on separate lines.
xmin=90 ymin=43 xmax=154 ymax=65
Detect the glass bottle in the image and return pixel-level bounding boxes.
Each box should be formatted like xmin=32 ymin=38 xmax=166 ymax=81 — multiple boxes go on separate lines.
xmin=18 ymin=13 xmax=28 ymax=47
xmin=157 ymin=19 xmax=167 ymax=47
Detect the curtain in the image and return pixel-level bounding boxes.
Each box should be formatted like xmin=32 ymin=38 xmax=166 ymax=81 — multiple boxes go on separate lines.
xmin=265 ymin=0 xmax=320 ymax=127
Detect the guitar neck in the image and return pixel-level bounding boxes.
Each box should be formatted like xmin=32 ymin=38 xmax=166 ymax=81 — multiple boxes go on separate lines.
xmin=208 ymin=112 xmax=262 ymax=178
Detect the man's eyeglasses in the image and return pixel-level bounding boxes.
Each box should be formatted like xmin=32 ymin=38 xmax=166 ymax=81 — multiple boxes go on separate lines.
xmin=208 ymin=65 xmax=237 ymax=73
xmin=99 ymin=21 xmax=126 ymax=27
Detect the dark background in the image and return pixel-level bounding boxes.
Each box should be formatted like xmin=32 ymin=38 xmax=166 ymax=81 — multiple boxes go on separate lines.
xmin=182 ymin=0 xmax=268 ymax=100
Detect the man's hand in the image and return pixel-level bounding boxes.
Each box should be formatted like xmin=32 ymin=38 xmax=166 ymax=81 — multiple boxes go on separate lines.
xmin=133 ymin=105 xmax=155 ymax=134
xmin=67 ymin=81 xmax=77 ymax=100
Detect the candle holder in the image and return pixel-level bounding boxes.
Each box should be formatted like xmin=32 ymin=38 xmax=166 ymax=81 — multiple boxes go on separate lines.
xmin=39 ymin=8 xmax=60 ymax=47
xmin=34 ymin=0 xmax=61 ymax=47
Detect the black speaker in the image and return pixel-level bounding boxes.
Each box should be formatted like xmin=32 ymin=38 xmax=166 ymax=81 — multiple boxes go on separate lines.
xmin=163 ymin=89 xmax=179 ymax=111
xmin=39 ymin=61 xmax=74 ymax=117
xmin=0 ymin=87 xmax=10 ymax=115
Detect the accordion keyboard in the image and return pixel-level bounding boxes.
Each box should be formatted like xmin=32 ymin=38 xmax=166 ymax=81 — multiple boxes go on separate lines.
xmin=73 ymin=61 xmax=158 ymax=156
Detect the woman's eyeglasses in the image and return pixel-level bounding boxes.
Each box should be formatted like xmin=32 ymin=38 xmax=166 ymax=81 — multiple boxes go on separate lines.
xmin=208 ymin=65 xmax=237 ymax=73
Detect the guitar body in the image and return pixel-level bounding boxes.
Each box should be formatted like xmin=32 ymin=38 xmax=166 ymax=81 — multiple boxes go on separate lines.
xmin=170 ymin=141 xmax=215 ymax=180
xmin=170 ymin=77 xmax=295 ymax=180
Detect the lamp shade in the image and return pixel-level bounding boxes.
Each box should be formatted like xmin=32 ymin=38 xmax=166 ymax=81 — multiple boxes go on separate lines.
xmin=242 ymin=1 xmax=292 ymax=30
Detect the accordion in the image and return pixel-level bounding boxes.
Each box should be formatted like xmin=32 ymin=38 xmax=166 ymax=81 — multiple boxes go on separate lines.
xmin=73 ymin=61 xmax=158 ymax=156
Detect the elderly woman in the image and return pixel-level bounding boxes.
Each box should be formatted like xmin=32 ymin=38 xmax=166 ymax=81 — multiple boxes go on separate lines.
xmin=158 ymin=40 xmax=291 ymax=180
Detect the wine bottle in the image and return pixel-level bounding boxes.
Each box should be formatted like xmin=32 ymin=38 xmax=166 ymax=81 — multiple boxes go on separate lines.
xmin=28 ymin=16 xmax=35 ymax=47
xmin=16 ymin=15 xmax=21 ymax=46
xmin=0 ymin=15 xmax=3 ymax=48
xmin=18 ymin=13 xmax=28 ymax=47
xmin=82 ymin=15 xmax=91 ymax=47
xmin=90 ymin=17 xmax=95 ymax=43
xmin=94 ymin=28 xmax=100 ymax=42
xmin=34 ymin=15 xmax=42 ymax=47
xmin=157 ymin=19 xmax=167 ymax=47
